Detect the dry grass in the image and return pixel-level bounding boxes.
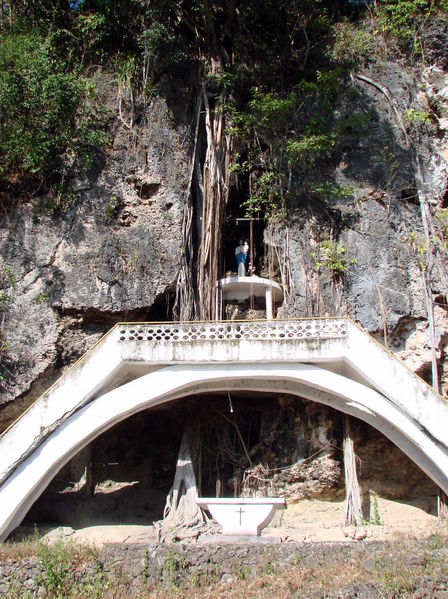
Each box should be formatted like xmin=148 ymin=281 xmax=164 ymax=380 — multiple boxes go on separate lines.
xmin=0 ymin=532 xmax=98 ymax=564
xmin=1 ymin=532 xmax=447 ymax=598
xmin=143 ymin=533 xmax=448 ymax=599
xmin=0 ymin=535 xmax=40 ymax=561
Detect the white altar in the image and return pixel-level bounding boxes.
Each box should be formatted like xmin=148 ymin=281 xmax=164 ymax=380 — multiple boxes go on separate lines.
xmin=197 ymin=497 xmax=286 ymax=536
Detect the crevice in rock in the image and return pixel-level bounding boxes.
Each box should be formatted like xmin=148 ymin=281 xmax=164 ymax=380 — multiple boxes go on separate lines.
xmin=54 ymin=289 xmax=176 ymax=325
xmin=442 ymin=187 xmax=448 ymax=209
xmin=138 ymin=182 xmax=161 ymax=200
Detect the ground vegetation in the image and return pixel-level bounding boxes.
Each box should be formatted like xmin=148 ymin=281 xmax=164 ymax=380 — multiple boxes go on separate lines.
xmin=0 ymin=532 xmax=448 ymax=597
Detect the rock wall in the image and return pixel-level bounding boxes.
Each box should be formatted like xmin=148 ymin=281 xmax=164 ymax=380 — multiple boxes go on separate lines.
xmin=1 ymin=540 xmax=448 ymax=597
xmin=0 ymin=77 xmax=192 ymax=420
xmin=2 ymin=60 xmax=448 ymax=415
xmin=273 ymin=61 xmax=448 ymax=391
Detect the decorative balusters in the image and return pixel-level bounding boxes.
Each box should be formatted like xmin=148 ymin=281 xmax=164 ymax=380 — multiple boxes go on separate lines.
xmin=118 ymin=319 xmax=347 ymax=343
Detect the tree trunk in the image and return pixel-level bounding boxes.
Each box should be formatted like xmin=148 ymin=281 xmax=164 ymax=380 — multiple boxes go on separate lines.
xmin=162 ymin=422 xmax=205 ymax=535
xmin=173 ymin=94 xmax=202 ymax=322
xmin=438 ymin=489 xmax=448 ymax=522
xmin=196 ymin=86 xmax=231 ymax=320
xmin=343 ymin=415 xmax=363 ymax=526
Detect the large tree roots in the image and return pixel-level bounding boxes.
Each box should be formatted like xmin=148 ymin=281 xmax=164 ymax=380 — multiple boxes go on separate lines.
xmin=158 ymin=423 xmax=210 ymax=542
xmin=343 ymin=415 xmax=363 ymax=526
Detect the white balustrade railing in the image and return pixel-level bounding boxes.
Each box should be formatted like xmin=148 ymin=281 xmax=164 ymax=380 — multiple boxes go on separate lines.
xmin=118 ymin=319 xmax=348 ymax=343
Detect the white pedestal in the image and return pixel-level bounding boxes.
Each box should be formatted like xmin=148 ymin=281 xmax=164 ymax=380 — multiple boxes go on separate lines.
xmin=197 ymin=497 xmax=286 ymax=536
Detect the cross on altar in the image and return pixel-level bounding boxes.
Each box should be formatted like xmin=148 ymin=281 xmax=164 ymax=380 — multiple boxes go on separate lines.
xmin=196 ymin=498 xmax=286 ymax=536
xmin=236 ymin=506 xmax=245 ymax=525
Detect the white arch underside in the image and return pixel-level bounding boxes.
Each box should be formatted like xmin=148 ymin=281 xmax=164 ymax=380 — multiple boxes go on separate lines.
xmin=1 ymin=362 xmax=447 ymax=542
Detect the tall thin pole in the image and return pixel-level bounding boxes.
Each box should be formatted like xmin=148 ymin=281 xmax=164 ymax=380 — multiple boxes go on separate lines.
xmin=250 ymin=217 xmax=254 ymax=310
xmin=249 ymin=217 xmax=253 ymax=273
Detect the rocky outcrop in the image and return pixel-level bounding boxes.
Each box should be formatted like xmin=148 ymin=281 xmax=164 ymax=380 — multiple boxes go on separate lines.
xmin=0 ymin=86 xmax=192 ymax=417
xmin=272 ymin=61 xmax=448 ymax=392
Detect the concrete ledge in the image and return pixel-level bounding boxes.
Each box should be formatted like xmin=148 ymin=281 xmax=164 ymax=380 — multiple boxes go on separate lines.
xmin=197 ymin=535 xmax=282 ymax=544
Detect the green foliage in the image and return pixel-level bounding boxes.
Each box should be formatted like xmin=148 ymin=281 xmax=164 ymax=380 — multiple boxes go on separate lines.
xmin=162 ymin=546 xmax=186 ymax=589
xmin=230 ymin=69 xmax=353 ymax=219
xmin=230 ymin=87 xmax=296 ymax=140
xmin=73 ymin=0 xmax=146 ymax=55
xmin=0 ymin=292 xmax=11 ymax=310
xmin=286 ymin=133 xmax=336 ymax=169
xmin=114 ymin=53 xmax=138 ymax=95
xmin=0 ymin=32 xmax=108 ymax=194
xmin=374 ymin=0 xmax=448 ymax=55
xmin=261 ymin=561 xmax=277 ymax=575
xmin=32 ymin=529 xmax=102 ymax=598
xmin=0 ymin=338 xmax=10 ymax=355
xmin=5 ymin=266 xmax=16 ymax=290
xmin=76 ymin=11 xmax=107 ymax=55
xmin=410 ymin=230 xmax=427 ymax=271
xmin=32 ymin=292 xmax=48 ymax=305
xmin=247 ymin=87 xmax=295 ymax=132
xmin=335 ymin=112 xmax=371 ymax=135
xmin=313 ymin=240 xmax=356 ymax=279
xmin=405 ymin=108 xmax=431 ymax=125
xmin=309 ymin=181 xmax=354 ymax=200
xmin=437 ymin=209 xmax=448 ymax=248
xmin=105 ymin=195 xmax=122 ymax=220
xmin=330 ymin=19 xmax=374 ymax=66
xmin=371 ymin=492 xmax=382 ymax=526
xmin=37 ymin=538 xmax=70 ymax=596
xmin=241 ymin=169 xmax=285 ymax=218
xmin=315 ymin=69 xmax=344 ymax=102
xmin=377 ymin=0 xmax=432 ymax=33
xmin=139 ymin=22 xmax=187 ymax=74
xmin=42 ymin=184 xmax=77 ymax=213
xmin=237 ymin=564 xmax=251 ymax=580
xmin=207 ymin=70 xmax=240 ymax=93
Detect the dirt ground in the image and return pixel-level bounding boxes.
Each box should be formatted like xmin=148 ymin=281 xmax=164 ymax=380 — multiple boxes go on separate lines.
xmin=26 ymin=494 xmax=444 ymax=548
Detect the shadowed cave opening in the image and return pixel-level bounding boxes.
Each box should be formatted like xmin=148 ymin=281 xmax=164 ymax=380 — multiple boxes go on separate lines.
xmin=222 ymin=183 xmax=267 ymax=278
xmin=22 ymin=392 xmax=437 ymax=531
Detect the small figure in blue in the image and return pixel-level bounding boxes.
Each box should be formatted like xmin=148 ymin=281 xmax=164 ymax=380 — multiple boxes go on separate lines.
xmin=235 ymin=239 xmax=249 ymax=276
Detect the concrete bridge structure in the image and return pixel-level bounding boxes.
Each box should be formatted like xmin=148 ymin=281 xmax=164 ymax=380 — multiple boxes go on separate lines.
xmin=0 ymin=318 xmax=447 ymax=541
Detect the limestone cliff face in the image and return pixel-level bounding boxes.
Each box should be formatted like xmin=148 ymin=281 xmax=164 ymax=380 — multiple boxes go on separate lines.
xmin=1 ymin=58 xmax=448 ymax=429
xmin=0 ymin=86 xmax=192 ymax=420
xmin=272 ymin=61 xmax=448 ymax=387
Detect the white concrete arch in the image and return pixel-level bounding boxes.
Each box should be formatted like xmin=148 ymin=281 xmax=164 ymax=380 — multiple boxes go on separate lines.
xmin=1 ymin=361 xmax=448 ymax=542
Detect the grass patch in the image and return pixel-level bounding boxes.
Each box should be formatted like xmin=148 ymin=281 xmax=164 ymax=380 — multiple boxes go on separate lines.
xmin=0 ymin=533 xmax=447 ymax=598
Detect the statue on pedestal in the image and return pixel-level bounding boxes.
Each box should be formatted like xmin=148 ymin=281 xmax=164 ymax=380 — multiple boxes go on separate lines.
xmin=235 ymin=239 xmax=249 ymax=276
